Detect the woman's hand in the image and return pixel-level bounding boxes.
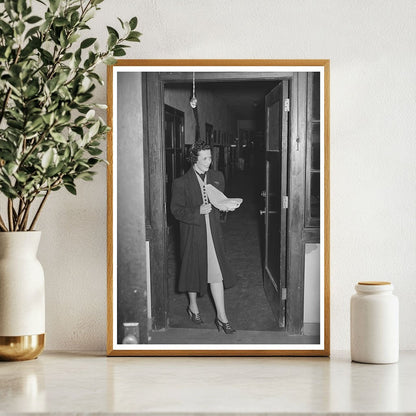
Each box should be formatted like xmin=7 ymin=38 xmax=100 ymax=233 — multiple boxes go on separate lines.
xmin=200 ymin=203 xmax=212 ymax=215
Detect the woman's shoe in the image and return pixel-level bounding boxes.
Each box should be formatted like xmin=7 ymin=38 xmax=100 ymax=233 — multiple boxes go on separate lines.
xmin=187 ymin=306 xmax=203 ymax=324
xmin=215 ymin=317 xmax=236 ymax=334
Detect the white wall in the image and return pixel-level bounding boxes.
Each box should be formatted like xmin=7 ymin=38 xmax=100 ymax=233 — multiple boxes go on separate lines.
xmin=37 ymin=0 xmax=416 ymax=351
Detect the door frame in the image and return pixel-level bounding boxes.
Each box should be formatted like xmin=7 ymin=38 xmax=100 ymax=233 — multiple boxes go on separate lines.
xmin=143 ymin=71 xmax=305 ymax=334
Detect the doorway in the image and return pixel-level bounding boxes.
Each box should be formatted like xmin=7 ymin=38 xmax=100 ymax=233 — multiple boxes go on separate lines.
xmin=143 ymin=71 xmax=318 ymax=342
xmin=163 ymin=77 xmax=290 ymax=338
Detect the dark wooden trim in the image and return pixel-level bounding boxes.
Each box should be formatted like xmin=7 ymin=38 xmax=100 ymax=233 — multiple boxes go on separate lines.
xmin=144 ymin=73 xmax=168 ymax=330
xmin=286 ymin=73 xmax=307 ymax=335
xmin=161 ymin=72 xmax=293 ymax=82
xmin=142 ymin=74 xmax=151 ymax=232
xmin=305 ymin=72 xmax=321 ymax=228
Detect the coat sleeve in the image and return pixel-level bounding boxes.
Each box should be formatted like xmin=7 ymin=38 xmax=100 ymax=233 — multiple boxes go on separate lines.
xmin=171 ymin=178 xmax=201 ymax=226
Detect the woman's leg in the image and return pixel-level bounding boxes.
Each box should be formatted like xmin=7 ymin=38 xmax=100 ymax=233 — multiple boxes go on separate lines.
xmin=188 ymin=292 xmax=199 ymax=314
xmin=209 ymin=282 xmax=228 ymax=322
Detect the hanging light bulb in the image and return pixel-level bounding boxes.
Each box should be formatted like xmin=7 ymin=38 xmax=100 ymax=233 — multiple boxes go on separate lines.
xmin=190 ymin=72 xmax=197 ymax=108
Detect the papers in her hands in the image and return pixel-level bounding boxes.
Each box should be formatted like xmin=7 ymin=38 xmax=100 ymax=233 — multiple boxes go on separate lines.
xmin=205 ymin=184 xmax=243 ymax=212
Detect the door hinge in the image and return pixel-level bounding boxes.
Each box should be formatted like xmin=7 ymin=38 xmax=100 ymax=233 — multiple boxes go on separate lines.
xmin=282 ymin=287 xmax=287 ymax=300
xmin=282 ymin=195 xmax=288 ymax=209
xmin=284 ymin=98 xmax=290 ymax=112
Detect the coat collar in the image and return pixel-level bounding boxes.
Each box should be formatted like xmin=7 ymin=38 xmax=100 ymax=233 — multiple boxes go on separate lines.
xmin=185 ymin=167 xmax=212 ymax=184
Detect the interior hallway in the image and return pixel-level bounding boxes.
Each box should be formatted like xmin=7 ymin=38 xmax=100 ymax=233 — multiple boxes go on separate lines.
xmin=167 ymin=167 xmax=280 ymax=332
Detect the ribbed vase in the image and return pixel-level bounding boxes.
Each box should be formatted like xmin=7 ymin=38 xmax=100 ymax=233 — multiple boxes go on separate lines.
xmin=0 ymin=231 xmax=45 ymax=361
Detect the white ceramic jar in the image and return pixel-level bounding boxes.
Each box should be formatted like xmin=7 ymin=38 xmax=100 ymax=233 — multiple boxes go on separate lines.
xmin=350 ymin=281 xmax=399 ymax=364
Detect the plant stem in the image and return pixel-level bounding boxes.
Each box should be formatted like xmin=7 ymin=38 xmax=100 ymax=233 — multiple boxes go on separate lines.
xmin=20 ymin=200 xmax=32 ymax=231
xmin=29 ymin=189 xmax=50 ymax=231
xmin=14 ymin=199 xmax=26 ymax=231
xmin=0 ymin=214 xmax=8 ymax=231
xmin=7 ymin=199 xmax=14 ymax=231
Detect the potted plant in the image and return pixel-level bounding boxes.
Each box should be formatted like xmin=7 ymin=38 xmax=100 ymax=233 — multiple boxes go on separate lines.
xmin=0 ymin=0 xmax=141 ymax=360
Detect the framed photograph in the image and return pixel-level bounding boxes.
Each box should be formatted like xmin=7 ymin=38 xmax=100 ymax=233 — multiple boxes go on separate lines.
xmin=107 ymin=60 xmax=330 ymax=356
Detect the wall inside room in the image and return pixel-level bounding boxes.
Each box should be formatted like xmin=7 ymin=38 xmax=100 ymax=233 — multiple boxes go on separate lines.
xmin=33 ymin=0 xmax=416 ymax=351
xmin=304 ymin=243 xmax=320 ymax=325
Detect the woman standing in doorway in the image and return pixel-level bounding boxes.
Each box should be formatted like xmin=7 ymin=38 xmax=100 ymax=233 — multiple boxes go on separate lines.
xmin=171 ymin=140 xmax=237 ymax=334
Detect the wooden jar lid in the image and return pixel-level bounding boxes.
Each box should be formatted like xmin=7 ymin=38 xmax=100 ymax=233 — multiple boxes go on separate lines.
xmin=358 ymin=281 xmax=391 ymax=285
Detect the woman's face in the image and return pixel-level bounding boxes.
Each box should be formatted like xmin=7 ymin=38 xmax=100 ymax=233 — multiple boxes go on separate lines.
xmin=195 ymin=149 xmax=212 ymax=172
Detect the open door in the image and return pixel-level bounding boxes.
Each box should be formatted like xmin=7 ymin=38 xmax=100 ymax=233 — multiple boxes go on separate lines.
xmin=262 ymin=80 xmax=289 ymax=329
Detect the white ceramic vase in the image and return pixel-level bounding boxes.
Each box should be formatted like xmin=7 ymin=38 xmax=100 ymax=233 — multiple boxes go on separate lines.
xmin=0 ymin=231 xmax=45 ymax=361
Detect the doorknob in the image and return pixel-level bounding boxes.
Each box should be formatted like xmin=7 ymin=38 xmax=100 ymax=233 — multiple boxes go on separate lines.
xmin=260 ymin=210 xmax=277 ymax=215
xmin=261 ymin=190 xmax=266 ymax=198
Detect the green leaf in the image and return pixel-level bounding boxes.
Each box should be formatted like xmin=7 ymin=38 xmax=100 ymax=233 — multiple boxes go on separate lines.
xmin=106 ymin=26 xmax=119 ymax=39
xmin=77 ymin=171 xmax=95 ymax=181
xmin=25 ymin=117 xmax=44 ymax=133
xmin=54 ymin=17 xmax=69 ymax=27
xmin=45 ymin=164 xmax=62 ymax=177
xmin=59 ymin=29 xmax=67 ymax=47
xmin=14 ymin=171 xmax=28 ymax=183
xmin=26 ymin=15 xmax=42 ymax=24
xmin=126 ymin=33 xmax=141 ymax=42
xmin=80 ymin=37 xmax=96 ymax=49
xmin=0 ymin=20 xmax=13 ymax=35
xmin=41 ymin=148 xmax=54 ymax=169
xmin=64 ymin=183 xmax=76 ymax=195
xmin=16 ymin=21 xmax=25 ymax=35
xmin=88 ymin=120 xmax=100 ymax=138
xmin=4 ymin=1 xmax=16 ymax=19
xmin=83 ymin=8 xmax=95 ymax=22
xmin=68 ymin=33 xmax=80 ymax=44
xmin=63 ymin=146 xmax=71 ymax=160
xmin=113 ymin=47 xmax=126 ymax=57
xmin=70 ymin=11 xmax=80 ymax=26
xmin=129 ymin=16 xmax=138 ymax=30
xmin=87 ymin=147 xmax=102 ymax=156
xmin=117 ymin=17 xmax=125 ymax=29
xmin=128 ymin=30 xmax=141 ymax=39
xmin=5 ymin=162 xmax=18 ymax=176
xmin=17 ymin=0 xmax=26 ymax=14
xmin=0 ymin=183 xmax=18 ymax=198
xmin=49 ymin=0 xmax=60 ymax=13
xmin=86 ymin=109 xmax=95 ymax=120
xmin=42 ymin=112 xmax=55 ymax=125
xmin=103 ymin=56 xmax=117 ymax=65
xmin=107 ymin=33 xmax=117 ymax=49
xmin=50 ymin=131 xmax=67 ymax=143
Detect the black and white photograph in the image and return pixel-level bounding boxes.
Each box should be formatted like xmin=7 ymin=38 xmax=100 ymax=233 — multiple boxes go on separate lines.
xmin=107 ymin=61 xmax=329 ymax=355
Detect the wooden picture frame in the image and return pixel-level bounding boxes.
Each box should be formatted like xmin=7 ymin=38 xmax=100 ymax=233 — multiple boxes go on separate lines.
xmin=107 ymin=60 xmax=330 ymax=356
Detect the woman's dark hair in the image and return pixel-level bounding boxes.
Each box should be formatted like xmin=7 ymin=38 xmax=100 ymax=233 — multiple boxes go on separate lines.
xmin=187 ymin=140 xmax=211 ymax=164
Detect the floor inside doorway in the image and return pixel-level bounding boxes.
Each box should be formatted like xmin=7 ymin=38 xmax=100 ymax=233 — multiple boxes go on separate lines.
xmin=167 ymin=168 xmax=283 ymax=333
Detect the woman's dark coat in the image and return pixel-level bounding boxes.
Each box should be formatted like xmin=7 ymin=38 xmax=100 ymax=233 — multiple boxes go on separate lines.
xmin=170 ymin=168 xmax=236 ymax=295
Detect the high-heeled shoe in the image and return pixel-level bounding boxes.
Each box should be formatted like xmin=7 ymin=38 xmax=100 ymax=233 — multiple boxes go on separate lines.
xmin=215 ymin=317 xmax=236 ymax=334
xmin=187 ymin=306 xmax=203 ymax=324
